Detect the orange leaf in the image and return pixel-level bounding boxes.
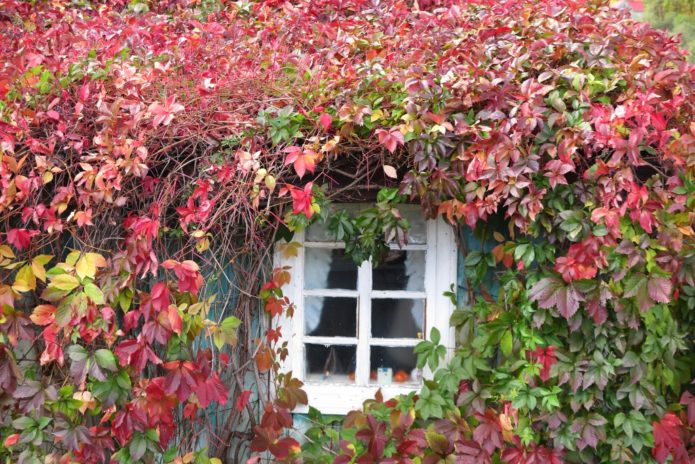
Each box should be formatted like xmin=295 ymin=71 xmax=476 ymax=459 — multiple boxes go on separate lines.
xmin=255 ymin=345 xmax=274 ymax=372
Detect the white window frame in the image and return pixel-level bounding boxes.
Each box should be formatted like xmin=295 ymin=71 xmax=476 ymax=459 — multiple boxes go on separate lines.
xmin=274 ymin=211 xmax=457 ymax=415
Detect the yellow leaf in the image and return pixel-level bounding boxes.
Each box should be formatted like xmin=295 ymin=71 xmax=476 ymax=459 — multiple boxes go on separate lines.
xmin=2 ymin=260 xmax=23 ymax=270
xmin=33 ymin=254 xmax=53 ymax=266
xmin=278 ymin=241 xmax=302 ymax=258
xmin=73 ymin=391 xmax=97 ymax=414
xmin=66 ymin=250 xmax=81 ymax=266
xmin=195 ymin=237 xmax=210 ymax=253
xmin=42 ymin=171 xmax=53 ymax=184
xmin=12 ymin=265 xmax=36 ymax=293
xmin=0 ymin=245 xmax=15 ymax=259
xmin=31 ymin=255 xmax=52 ymax=283
xmin=50 ymin=274 xmax=80 ymax=292
xmin=0 ymin=285 xmax=15 ymax=309
xmin=75 ymin=252 xmax=106 ymax=280
xmin=210 ymin=459 xmax=223 ymax=464
xmin=370 ymin=109 xmax=384 ymax=122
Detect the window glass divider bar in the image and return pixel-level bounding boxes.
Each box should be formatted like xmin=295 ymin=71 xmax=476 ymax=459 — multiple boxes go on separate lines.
xmin=303 ymin=289 xmax=359 ymax=297
xmin=303 ymin=242 xmax=346 ymax=249
xmin=387 ymin=243 xmax=428 ymax=250
xmin=369 ymin=290 xmax=426 ymax=299
xmin=356 ymin=259 xmax=372 ymax=386
xmin=303 ymin=336 xmax=358 ymax=345
xmin=368 ymin=338 xmax=421 ymax=347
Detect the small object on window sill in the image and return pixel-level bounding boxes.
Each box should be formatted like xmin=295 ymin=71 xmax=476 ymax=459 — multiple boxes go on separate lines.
xmin=348 ymin=371 xmax=355 ymax=381
xmin=370 ymin=370 xmax=377 ymax=381
xmin=410 ymin=367 xmax=422 ymax=382
xmin=417 ymin=331 xmax=423 ymax=340
xmin=377 ymin=367 xmax=393 ymax=385
xmin=393 ymin=370 xmax=409 ymax=383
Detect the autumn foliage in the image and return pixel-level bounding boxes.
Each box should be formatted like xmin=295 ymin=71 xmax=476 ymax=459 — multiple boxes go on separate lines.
xmin=0 ymin=0 xmax=694 ymax=463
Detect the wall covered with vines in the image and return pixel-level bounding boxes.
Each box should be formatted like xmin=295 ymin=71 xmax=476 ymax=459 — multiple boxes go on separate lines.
xmin=0 ymin=0 xmax=693 ymax=463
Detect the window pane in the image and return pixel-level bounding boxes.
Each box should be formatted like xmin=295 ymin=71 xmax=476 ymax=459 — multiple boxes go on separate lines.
xmin=305 ymin=344 xmax=356 ymax=384
xmin=305 ymin=248 xmax=357 ymax=290
xmin=305 ymin=222 xmax=333 ymax=242
xmin=304 ymin=297 xmax=356 ymax=337
xmin=372 ymin=250 xmax=425 ymax=291
xmin=370 ymin=346 xmax=420 ymax=385
xmin=371 ymin=299 xmax=424 ymax=338
xmin=399 ymin=205 xmax=427 ymax=244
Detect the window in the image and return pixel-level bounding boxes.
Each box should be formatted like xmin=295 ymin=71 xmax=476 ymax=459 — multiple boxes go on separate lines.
xmin=275 ymin=205 xmax=457 ymax=414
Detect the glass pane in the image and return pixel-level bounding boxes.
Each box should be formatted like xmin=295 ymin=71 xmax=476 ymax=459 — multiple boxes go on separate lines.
xmin=371 ymin=299 xmax=424 ymax=338
xmin=372 ymin=250 xmax=425 ymax=291
xmin=304 ymin=297 xmax=357 ymax=337
xmin=399 ymin=205 xmax=427 ymax=244
xmin=305 ymin=344 xmax=356 ymax=384
xmin=305 ymin=222 xmax=333 ymax=242
xmin=305 ymin=248 xmax=357 ymax=290
xmin=370 ymin=346 xmax=420 ymax=385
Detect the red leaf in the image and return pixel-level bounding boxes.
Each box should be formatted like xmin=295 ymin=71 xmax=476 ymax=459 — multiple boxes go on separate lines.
xmin=162 ymin=360 xmax=198 ymax=402
xmin=652 ymin=412 xmax=688 ymax=464
xmin=30 ymin=304 xmax=56 ymax=326
xmin=289 ymin=182 xmax=314 ymax=218
xmin=529 ymin=277 xmax=584 ymax=319
xmin=197 ymin=372 xmax=228 ymax=408
xmin=78 ymin=83 xmax=90 ymax=102
xmin=318 ymin=112 xmax=332 ymax=131
xmin=6 ymin=228 xmax=38 ymax=250
xmin=4 ymin=433 xmax=19 ymax=447
xmin=114 ymin=337 xmax=161 ymax=373
xmin=284 ymin=146 xmax=318 ymax=179
xmin=149 ymin=96 xmax=185 ymax=127
xmin=264 ymin=296 xmax=286 ymax=317
xmin=236 ymin=389 xmax=252 ymax=411
xmin=527 ymin=346 xmax=558 ymax=382
xmin=160 ymin=260 xmax=204 ymax=294
xmin=375 ymin=128 xmax=405 ymax=153
xmin=648 ymin=276 xmax=672 ymax=304
xmin=269 ymin=436 xmax=301 ymax=460
xmin=681 ymin=391 xmax=695 ymax=428
xmin=473 ymin=410 xmax=503 ymax=454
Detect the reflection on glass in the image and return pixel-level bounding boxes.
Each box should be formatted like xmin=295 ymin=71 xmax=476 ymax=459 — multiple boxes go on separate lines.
xmin=398 ymin=205 xmax=427 ymax=244
xmin=305 ymin=248 xmax=357 ymax=290
xmin=369 ymin=346 xmax=420 ymax=385
xmin=304 ymin=297 xmax=357 ymax=337
xmin=305 ymin=344 xmax=356 ymax=383
xmin=373 ymin=250 xmax=425 ymax=291
xmin=371 ymin=299 xmax=424 ymax=338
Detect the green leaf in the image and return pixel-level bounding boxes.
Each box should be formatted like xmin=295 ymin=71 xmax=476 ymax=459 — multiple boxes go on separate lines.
xmin=430 ymin=327 xmax=441 ymax=345
xmin=84 ymin=283 xmax=105 ymax=304
xmin=12 ymin=417 xmax=35 ymax=430
xmin=55 ymin=300 xmax=73 ymax=327
xmin=214 ymin=315 xmax=242 ymax=349
xmin=129 ymin=434 xmax=147 ymax=461
xmin=500 ymin=329 xmax=513 ymax=357
xmin=94 ymin=349 xmax=117 ymax=372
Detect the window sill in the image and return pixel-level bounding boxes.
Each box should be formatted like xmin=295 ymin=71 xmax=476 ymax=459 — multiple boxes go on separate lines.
xmin=293 ymin=383 xmax=419 ymax=415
